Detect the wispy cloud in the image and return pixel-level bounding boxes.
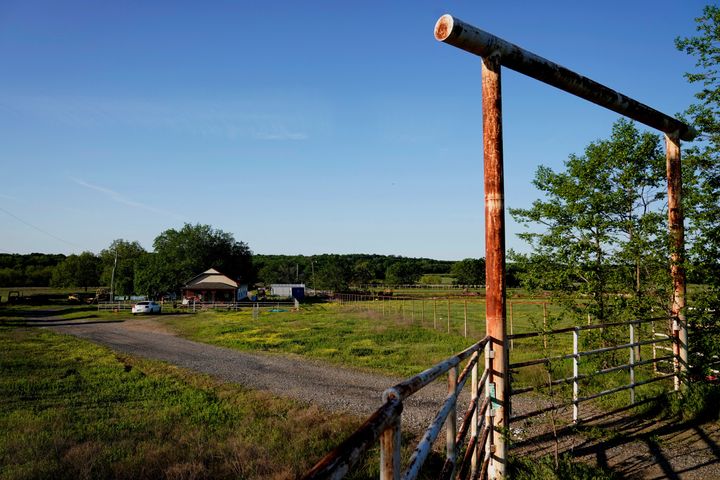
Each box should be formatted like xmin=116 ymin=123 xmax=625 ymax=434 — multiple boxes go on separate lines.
xmin=71 ymin=177 xmax=184 ymax=220
xmin=253 ymin=127 xmax=308 ymax=141
xmin=1 ymin=95 xmax=314 ymax=141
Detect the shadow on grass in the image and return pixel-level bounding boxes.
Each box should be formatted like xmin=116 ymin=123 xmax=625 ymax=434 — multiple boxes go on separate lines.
xmin=512 ymin=393 xmax=720 ymax=479
xmin=1 ymin=317 xmax=125 ymax=327
xmin=0 ymin=306 xmax=98 ymax=318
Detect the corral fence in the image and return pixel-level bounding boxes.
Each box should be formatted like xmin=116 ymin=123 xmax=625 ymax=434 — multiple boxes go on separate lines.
xmin=303 ymin=10 xmax=695 ymax=479
xmin=306 ymin=296 xmax=683 ymax=479
xmin=303 ymin=335 xmax=496 ymax=480
xmin=335 ymin=293 xmax=548 ymax=347
xmin=97 ymin=300 xmax=297 ymax=313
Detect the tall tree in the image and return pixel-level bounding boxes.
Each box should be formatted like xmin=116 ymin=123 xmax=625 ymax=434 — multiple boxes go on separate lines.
xmin=510 ymin=120 xmax=669 ymax=327
xmin=51 ymin=252 xmax=101 ymax=291
xmin=136 ymin=223 xmax=253 ymax=296
xmin=676 ymin=4 xmax=720 ymax=376
xmin=99 ymin=239 xmax=146 ymax=296
xmin=451 ymin=258 xmax=486 ymax=286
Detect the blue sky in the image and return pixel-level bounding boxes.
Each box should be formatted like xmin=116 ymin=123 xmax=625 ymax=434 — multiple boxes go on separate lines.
xmin=0 ymin=0 xmax=708 ymax=259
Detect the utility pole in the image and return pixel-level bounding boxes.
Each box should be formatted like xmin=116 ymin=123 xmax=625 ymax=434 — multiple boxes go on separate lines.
xmin=109 ymin=247 xmax=118 ymax=303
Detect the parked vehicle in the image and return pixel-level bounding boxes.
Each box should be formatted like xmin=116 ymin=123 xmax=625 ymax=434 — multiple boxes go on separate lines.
xmin=131 ymin=301 xmax=162 ymax=315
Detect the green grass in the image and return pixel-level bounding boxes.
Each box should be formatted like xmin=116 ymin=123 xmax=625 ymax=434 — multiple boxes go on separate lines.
xmin=0 ymin=327 xmax=364 ymax=480
xmin=161 ymin=304 xmax=474 ymax=378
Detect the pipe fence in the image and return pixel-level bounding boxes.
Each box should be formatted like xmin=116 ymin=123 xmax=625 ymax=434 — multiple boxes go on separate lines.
xmin=335 ymin=293 xmax=549 ymax=345
xmin=507 ymin=316 xmax=679 ymax=424
xmin=303 ymin=336 xmax=494 ymax=480
xmin=97 ymin=300 xmax=297 ymax=313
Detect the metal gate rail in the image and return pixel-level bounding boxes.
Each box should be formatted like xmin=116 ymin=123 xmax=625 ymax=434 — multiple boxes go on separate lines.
xmin=303 ymin=336 xmax=491 ymax=480
xmin=507 ymin=317 xmax=679 ymax=423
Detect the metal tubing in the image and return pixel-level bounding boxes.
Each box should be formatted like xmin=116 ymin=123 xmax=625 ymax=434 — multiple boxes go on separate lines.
xmin=302 ymin=399 xmax=403 ymax=480
xmin=434 ymin=15 xmax=696 ymax=141
xmin=511 ymin=354 xmax=677 ymax=395
xmin=666 ymin=133 xmax=688 ymax=391
xmin=401 ymin=387 xmax=464 ymax=480
xmin=508 ymin=316 xmax=667 ymax=340
xmin=577 ymin=373 xmax=676 ymax=403
xmin=446 ymin=366 xmax=458 ymax=476
xmin=385 ymin=336 xmax=489 ymax=402
xmin=629 ymin=323 xmax=636 ymax=404
xmin=471 ymin=355 xmax=479 ymax=472
xmin=573 ymin=328 xmax=579 ymax=423
xmin=483 ymin=52 xmax=507 ymax=480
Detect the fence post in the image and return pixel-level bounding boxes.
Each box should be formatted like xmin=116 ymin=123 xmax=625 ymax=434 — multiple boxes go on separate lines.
xmin=629 ymin=322 xmax=636 ymax=404
xmin=543 ymin=302 xmax=548 ymax=349
xmin=380 ymin=416 xmax=401 ymax=480
xmin=434 ymin=299 xmax=437 ymax=329
xmin=665 ymin=133 xmax=688 ymax=391
xmin=447 ymin=364 xmax=459 ymax=474
xmin=464 ymin=299 xmax=468 ymax=338
xmin=482 ymin=52 xmax=507 ymax=480
xmin=447 ymin=298 xmax=451 ymax=334
xmin=573 ymin=327 xmax=579 ymax=423
xmin=652 ymin=321 xmax=658 ymax=374
xmin=421 ymin=300 xmax=425 ymax=325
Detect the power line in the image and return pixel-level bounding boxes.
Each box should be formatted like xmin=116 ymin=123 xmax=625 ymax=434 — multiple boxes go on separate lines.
xmin=0 ymin=206 xmax=78 ymax=248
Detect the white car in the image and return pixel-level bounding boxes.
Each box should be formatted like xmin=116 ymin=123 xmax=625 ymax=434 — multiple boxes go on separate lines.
xmin=131 ymin=301 xmax=162 ymax=315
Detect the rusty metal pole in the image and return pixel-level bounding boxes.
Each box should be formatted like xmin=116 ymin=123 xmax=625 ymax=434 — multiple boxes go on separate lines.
xmin=380 ymin=416 xmax=401 ymax=480
xmin=665 ymin=133 xmax=688 ymax=390
xmin=482 ymin=53 xmax=508 ymax=479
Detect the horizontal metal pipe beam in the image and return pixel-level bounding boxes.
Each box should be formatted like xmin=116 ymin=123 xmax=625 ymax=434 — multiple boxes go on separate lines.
xmin=508 ymin=317 xmax=670 ymax=340
xmin=511 ymin=354 xmax=677 ymax=395
xmin=434 ymin=14 xmax=696 ymax=141
xmin=385 ymin=336 xmax=489 ymax=402
xmin=577 ymin=373 xmax=676 ymax=403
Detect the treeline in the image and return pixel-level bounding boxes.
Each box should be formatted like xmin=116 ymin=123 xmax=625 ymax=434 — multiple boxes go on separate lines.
xmin=0 ymin=229 xmax=489 ymax=294
xmin=0 ymin=253 xmax=66 ymax=287
xmin=254 ymin=254 xmax=461 ymax=291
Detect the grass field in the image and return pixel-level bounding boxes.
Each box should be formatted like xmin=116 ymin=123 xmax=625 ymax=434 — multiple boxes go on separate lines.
xmin=0 ymin=326 xmax=366 ymax=480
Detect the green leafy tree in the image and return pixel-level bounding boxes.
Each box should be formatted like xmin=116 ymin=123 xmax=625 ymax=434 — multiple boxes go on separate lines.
xmin=676 ymin=4 xmax=720 ymax=376
xmin=99 ymin=239 xmax=146 ymax=296
xmin=135 ymin=224 xmax=254 ymax=296
xmin=51 ymin=252 xmax=101 ymax=291
xmin=385 ymin=262 xmax=421 ymax=286
xmin=510 ymin=120 xmax=670 ymax=361
xmin=451 ymin=258 xmax=486 ymax=286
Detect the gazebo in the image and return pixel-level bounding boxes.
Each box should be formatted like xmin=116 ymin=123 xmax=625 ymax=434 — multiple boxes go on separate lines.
xmin=182 ymin=268 xmax=238 ymax=302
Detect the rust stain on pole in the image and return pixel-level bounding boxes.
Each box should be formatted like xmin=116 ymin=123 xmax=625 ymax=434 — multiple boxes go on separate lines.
xmin=483 ymin=53 xmax=508 ymax=479
xmin=434 ymin=14 xmax=695 ymax=142
xmin=665 ymin=133 xmax=688 ymax=389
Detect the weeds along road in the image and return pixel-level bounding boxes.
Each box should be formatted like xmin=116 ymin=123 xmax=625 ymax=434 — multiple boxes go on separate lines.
xmin=47 ymin=316 xmax=474 ymax=431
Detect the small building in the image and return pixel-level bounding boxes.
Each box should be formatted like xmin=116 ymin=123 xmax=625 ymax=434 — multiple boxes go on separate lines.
xmin=270 ymin=283 xmax=305 ymax=299
xmin=237 ymin=284 xmax=249 ymax=301
xmin=182 ymin=268 xmax=238 ymax=302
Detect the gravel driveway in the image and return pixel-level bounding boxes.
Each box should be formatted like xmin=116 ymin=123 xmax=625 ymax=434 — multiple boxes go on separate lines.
xmin=49 ymin=317 xmax=453 ymax=431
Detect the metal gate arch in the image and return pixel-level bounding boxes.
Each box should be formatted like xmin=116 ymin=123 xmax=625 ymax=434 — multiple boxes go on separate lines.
xmin=303 ymin=14 xmax=694 ymax=480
